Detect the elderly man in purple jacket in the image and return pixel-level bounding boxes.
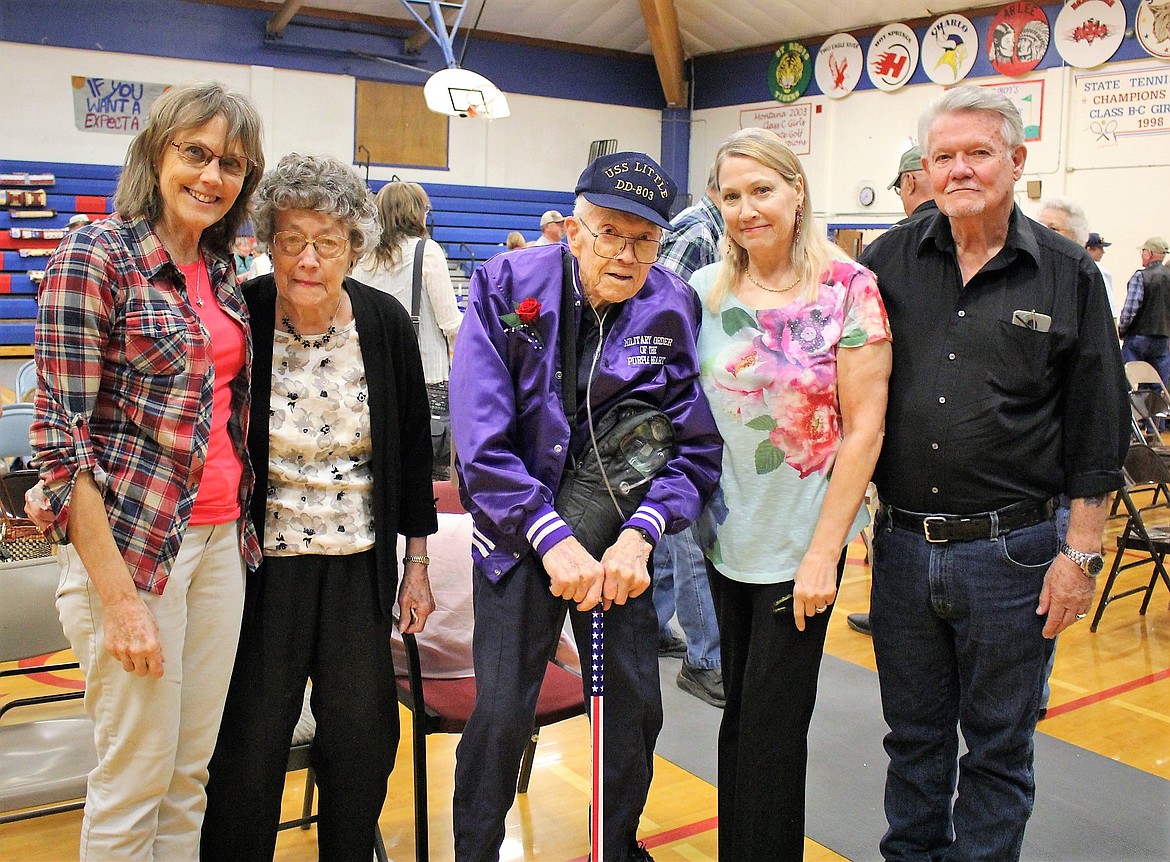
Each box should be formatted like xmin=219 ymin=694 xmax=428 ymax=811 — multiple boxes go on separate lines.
xmin=449 ymin=152 xmax=722 ymax=862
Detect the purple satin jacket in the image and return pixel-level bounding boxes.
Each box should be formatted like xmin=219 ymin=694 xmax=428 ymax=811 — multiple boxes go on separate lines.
xmin=450 ymin=243 xmax=722 ymax=582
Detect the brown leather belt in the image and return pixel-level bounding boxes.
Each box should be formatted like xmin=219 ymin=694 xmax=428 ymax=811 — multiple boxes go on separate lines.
xmin=884 ymin=499 xmax=1055 ymax=543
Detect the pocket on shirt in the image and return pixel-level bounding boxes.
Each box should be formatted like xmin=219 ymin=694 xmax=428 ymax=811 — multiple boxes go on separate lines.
xmin=122 ymin=302 xmax=189 ymax=376
xmin=992 ymin=321 xmax=1051 ymax=394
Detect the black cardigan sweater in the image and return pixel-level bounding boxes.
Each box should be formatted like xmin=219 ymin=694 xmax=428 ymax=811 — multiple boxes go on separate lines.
xmin=244 ymin=274 xmax=438 ymax=614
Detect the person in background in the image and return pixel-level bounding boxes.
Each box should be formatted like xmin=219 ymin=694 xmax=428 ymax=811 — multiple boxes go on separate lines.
xmin=1037 ymin=196 xmax=1089 ymax=248
xmin=65 ymin=212 xmax=90 ymax=233
xmin=1119 ymin=236 xmax=1170 ymax=386
xmin=449 ymin=152 xmax=722 ymax=862
xmin=653 ymin=161 xmax=725 ymax=708
xmin=243 ymin=240 xmax=272 ymax=280
xmin=847 ymin=143 xmax=936 ymax=639
xmin=31 ymin=80 xmax=264 ymax=860
xmin=1085 ymin=232 xmax=1113 ymax=298
xmin=505 ymin=230 xmax=527 ymax=250
xmin=351 ymin=181 xmax=462 ymax=480
xmin=531 ymin=208 xmax=565 ymax=245
xmin=202 ymin=154 xmax=438 ymax=861
xmin=694 ymin=127 xmax=891 ymax=860
xmin=860 ymin=84 xmax=1126 ymax=862
xmin=231 ymin=232 xmax=254 ymax=277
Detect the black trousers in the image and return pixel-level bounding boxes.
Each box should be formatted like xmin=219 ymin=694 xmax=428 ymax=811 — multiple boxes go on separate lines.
xmin=201 ymin=551 xmax=398 ymax=862
xmin=708 ymin=553 xmax=844 ymax=862
xmin=452 ymin=554 xmax=662 ymax=862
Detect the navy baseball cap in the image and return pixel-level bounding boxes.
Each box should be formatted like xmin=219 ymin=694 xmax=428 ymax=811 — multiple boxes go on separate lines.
xmin=574 ymin=152 xmax=677 ymax=230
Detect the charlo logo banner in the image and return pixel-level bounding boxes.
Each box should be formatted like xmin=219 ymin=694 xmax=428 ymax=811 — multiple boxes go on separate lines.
xmin=72 ymin=76 xmax=170 ymax=134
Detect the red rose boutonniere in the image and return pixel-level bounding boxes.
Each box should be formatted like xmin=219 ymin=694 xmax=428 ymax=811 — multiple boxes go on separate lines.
xmin=500 ymin=298 xmax=544 ymax=349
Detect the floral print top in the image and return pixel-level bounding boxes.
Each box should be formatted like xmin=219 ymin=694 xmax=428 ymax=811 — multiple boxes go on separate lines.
xmin=265 ymin=320 xmax=376 ymax=556
xmin=693 ymin=259 xmax=890 ymax=584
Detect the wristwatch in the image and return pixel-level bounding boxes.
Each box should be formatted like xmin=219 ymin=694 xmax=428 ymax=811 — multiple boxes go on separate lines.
xmin=1059 ymin=542 xmax=1104 ymax=577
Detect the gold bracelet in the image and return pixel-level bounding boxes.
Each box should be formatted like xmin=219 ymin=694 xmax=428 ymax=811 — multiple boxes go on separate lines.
xmin=402 ymin=554 xmax=430 ymax=566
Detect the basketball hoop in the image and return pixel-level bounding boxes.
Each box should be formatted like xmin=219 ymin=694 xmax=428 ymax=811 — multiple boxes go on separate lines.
xmin=424 ymin=67 xmax=511 ymax=120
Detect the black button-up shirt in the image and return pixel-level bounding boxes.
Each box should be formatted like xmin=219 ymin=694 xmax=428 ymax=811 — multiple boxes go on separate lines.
xmin=859 ymin=205 xmax=1127 ymax=515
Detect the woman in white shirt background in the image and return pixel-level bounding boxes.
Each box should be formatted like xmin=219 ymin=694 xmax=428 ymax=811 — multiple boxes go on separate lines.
xmin=352 ymin=181 xmax=462 ymax=387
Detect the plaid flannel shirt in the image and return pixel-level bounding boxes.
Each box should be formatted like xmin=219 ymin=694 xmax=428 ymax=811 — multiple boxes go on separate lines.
xmin=657 ymin=194 xmax=724 ymax=282
xmin=1118 ymin=268 xmax=1146 ymax=335
xmin=32 ymin=214 xmax=261 ymax=594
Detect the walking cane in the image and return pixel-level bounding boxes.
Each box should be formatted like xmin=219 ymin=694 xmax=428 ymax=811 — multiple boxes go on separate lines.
xmin=590 ymin=605 xmax=604 ymax=862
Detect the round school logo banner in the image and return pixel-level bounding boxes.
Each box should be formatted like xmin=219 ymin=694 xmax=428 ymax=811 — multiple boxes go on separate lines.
xmin=923 ymin=14 xmax=978 ymax=84
xmin=1136 ymin=0 xmax=1170 ymax=59
xmin=987 ymin=3 xmax=1050 ymax=77
xmin=867 ymin=23 xmax=919 ymax=92
xmin=768 ymin=42 xmax=812 ymax=103
xmin=815 ymin=33 xmax=864 ymax=99
xmin=1054 ymin=0 xmax=1126 ymax=68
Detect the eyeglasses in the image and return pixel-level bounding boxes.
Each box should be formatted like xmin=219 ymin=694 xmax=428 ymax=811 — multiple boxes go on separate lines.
xmin=169 ymin=141 xmax=256 ymax=178
xmin=893 ymin=169 xmax=923 ymax=192
xmin=577 ymin=218 xmax=661 ymax=265
xmin=272 ymin=231 xmax=350 ymax=259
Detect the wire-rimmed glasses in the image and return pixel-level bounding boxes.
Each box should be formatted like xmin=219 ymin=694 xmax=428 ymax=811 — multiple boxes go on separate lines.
xmin=577 ymin=218 xmax=661 ymax=264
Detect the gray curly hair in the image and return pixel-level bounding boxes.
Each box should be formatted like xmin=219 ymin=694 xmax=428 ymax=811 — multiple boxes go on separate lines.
xmin=252 ymin=153 xmax=378 ymax=257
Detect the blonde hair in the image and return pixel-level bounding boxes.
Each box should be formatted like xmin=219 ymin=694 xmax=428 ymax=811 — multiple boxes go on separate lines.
xmin=367 ymin=181 xmax=431 ymax=269
xmin=506 ymin=230 xmax=526 ymax=250
xmin=114 ymin=80 xmax=265 ymax=260
xmin=707 ymin=128 xmax=847 ymax=314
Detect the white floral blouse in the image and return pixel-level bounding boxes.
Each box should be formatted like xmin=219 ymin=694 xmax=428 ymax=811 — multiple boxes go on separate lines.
xmin=264 ymin=320 xmax=376 ymax=556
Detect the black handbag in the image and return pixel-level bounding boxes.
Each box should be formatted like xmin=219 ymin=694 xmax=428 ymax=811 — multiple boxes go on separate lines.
xmin=551 ymin=251 xmax=675 ymax=558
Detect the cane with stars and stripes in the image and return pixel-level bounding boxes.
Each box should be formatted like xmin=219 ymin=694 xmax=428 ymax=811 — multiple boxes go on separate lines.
xmin=589 ymin=605 xmax=604 ymax=862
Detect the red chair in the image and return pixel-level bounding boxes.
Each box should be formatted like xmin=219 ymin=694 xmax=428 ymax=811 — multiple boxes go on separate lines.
xmin=397 ymin=482 xmax=586 ymax=862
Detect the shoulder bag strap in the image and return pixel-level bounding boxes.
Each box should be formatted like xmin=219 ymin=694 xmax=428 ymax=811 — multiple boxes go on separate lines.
xmin=558 ymin=249 xmax=577 ymax=420
xmin=410 ymin=237 xmax=426 ymax=336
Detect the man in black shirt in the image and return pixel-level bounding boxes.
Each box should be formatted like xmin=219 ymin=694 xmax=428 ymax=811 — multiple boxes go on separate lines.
xmin=859 ymin=85 xmax=1127 ymax=862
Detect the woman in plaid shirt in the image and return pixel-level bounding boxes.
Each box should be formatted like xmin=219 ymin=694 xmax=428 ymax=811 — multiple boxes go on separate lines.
xmin=31 ymin=81 xmax=265 ymax=859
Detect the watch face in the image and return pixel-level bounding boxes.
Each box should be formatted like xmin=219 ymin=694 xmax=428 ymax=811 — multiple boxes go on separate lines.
xmin=1087 ymin=554 xmax=1105 ymax=576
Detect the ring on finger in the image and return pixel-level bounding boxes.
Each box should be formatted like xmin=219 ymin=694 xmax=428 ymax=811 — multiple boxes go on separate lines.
xmin=815 ymin=605 xmax=827 ymax=613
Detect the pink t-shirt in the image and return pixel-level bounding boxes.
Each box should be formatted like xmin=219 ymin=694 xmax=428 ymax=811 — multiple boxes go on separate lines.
xmin=178 ymin=259 xmax=245 ymax=525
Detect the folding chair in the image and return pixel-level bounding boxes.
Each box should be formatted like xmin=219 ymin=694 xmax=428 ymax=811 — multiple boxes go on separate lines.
xmin=1090 ymin=443 xmax=1170 ymax=632
xmin=1125 ymin=361 xmax=1170 ymax=447
xmin=0 ymin=554 xmax=94 ymax=826
xmin=13 ymin=359 xmax=37 ymax=402
xmin=396 ymin=632 xmax=586 ymax=862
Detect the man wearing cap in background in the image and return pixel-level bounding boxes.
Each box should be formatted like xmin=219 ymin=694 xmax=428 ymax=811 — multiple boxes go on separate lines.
xmin=1119 ymin=236 xmax=1170 ymax=385
xmin=1085 ymin=232 xmax=1117 ymax=319
xmin=450 ymin=152 xmax=722 ymax=862
xmin=889 ymin=144 xmax=937 ymax=224
xmin=65 ymin=213 xmax=90 ymax=234
xmin=532 ymin=208 xmax=566 ymax=245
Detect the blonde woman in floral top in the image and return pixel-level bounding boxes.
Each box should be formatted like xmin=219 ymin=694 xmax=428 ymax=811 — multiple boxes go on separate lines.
xmin=693 ymin=128 xmax=892 ymax=861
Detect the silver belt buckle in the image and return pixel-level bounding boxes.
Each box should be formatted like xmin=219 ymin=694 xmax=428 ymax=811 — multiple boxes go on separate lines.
xmin=923 ymin=516 xmax=948 ymax=543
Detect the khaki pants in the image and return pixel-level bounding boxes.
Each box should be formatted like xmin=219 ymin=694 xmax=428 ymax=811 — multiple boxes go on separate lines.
xmin=57 ymin=522 xmax=245 ymax=861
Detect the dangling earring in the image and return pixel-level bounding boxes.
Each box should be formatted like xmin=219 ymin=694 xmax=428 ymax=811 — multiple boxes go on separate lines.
xmin=726 ymin=238 xmax=734 ymax=257
xmin=794 ymin=206 xmax=804 ymax=245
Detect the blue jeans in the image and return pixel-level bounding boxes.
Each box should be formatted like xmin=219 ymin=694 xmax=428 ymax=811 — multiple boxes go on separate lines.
xmin=870 ymin=507 xmax=1057 ymax=862
xmin=651 ymin=525 xmax=720 ymax=669
xmin=1122 ymin=333 xmax=1170 ymax=385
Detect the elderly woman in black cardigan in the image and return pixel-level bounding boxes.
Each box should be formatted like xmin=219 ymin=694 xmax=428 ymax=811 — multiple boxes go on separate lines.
xmin=202 ymin=153 xmax=438 ymax=862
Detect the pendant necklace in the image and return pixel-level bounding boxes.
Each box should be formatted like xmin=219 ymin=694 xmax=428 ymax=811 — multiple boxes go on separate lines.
xmin=191 ymin=262 xmax=205 ymax=308
xmin=745 ymin=266 xmax=800 ymax=294
xmin=280 ymin=294 xmax=344 ymax=349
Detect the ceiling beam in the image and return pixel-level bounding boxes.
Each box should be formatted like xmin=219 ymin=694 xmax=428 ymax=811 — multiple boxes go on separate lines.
xmin=638 ymin=0 xmax=687 ymax=108
xmin=404 ymin=2 xmax=461 ymax=54
xmin=266 ymin=0 xmax=307 ymax=35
